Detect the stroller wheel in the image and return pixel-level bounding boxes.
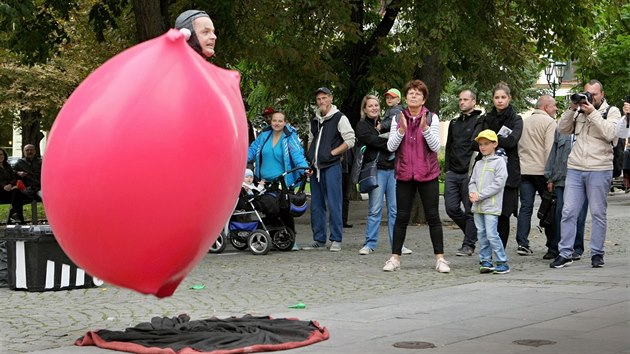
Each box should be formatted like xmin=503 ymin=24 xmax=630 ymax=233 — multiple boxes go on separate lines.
xmin=248 ymin=230 xmax=272 ymax=255
xmin=272 ymin=228 xmax=296 ymax=251
xmin=229 ymin=231 xmax=249 ymax=250
xmin=209 ymin=231 xmax=227 ymax=253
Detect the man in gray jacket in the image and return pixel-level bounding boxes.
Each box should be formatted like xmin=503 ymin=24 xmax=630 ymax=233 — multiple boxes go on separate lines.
xmin=551 ymin=80 xmax=621 ymax=269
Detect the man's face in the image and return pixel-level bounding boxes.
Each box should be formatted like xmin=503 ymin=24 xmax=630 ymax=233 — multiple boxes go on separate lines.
xmin=458 ymin=91 xmax=476 ymax=114
xmin=316 ymin=93 xmax=333 ymax=115
xmin=23 ymin=145 xmax=36 ymax=159
xmin=584 ymin=83 xmax=604 ymax=109
xmin=193 ymin=17 xmax=217 ymax=58
xmin=542 ymin=98 xmax=558 ymax=118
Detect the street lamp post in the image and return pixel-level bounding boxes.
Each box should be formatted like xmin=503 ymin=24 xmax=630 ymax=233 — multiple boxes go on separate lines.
xmin=544 ymin=60 xmax=567 ymax=98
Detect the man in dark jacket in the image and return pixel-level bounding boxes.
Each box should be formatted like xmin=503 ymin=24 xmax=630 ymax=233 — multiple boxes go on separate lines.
xmin=302 ymin=87 xmax=355 ymax=252
xmin=446 ymin=90 xmax=480 ymax=256
xmin=14 ymin=144 xmax=42 ymax=200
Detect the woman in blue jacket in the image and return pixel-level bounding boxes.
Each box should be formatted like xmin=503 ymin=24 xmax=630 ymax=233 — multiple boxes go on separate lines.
xmin=248 ymin=111 xmax=309 ymax=236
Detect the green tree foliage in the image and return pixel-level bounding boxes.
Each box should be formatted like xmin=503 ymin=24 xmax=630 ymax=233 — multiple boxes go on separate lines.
xmin=571 ymin=1 xmax=630 ymax=106
xmin=0 ymin=0 xmax=624 ymax=138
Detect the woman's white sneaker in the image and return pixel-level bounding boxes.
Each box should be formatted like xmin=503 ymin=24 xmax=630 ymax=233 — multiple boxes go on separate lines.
xmin=435 ymin=258 xmax=451 ymax=273
xmin=383 ymin=257 xmax=401 ymax=272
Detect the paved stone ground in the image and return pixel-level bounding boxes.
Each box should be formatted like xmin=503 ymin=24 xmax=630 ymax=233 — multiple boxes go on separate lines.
xmin=1 ymin=192 xmax=629 ymax=353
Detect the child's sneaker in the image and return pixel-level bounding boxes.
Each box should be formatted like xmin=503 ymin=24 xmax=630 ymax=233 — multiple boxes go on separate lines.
xmin=493 ymin=262 xmax=510 ymax=274
xmin=479 ymin=260 xmax=494 ymax=274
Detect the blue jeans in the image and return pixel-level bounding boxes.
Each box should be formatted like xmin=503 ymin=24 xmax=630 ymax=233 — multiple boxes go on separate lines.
xmin=516 ymin=175 xmax=553 ymax=248
xmin=310 ymin=163 xmax=343 ymax=243
xmin=474 ymin=213 xmax=508 ymax=263
xmin=444 ymin=171 xmax=477 ymax=249
xmin=551 ymin=186 xmax=587 ymax=255
xmin=364 ymin=169 xmax=397 ymax=250
xmin=559 ymin=169 xmax=611 ymax=259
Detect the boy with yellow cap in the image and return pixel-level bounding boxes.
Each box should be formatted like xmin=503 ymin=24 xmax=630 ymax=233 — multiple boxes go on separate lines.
xmin=468 ymin=129 xmax=510 ymax=274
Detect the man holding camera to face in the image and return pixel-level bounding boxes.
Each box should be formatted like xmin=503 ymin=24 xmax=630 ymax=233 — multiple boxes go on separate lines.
xmin=551 ymin=80 xmax=621 ymax=269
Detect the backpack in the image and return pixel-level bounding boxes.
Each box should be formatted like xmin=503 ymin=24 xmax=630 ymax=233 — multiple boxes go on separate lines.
xmin=602 ymin=106 xmax=625 ymax=178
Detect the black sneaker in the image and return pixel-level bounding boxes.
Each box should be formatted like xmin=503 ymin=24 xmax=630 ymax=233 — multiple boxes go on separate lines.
xmin=591 ymin=254 xmax=605 ymax=268
xmin=550 ymin=255 xmax=573 ymax=268
xmin=542 ymin=251 xmax=557 ymax=260
xmin=572 ymin=252 xmax=582 ymax=261
xmin=517 ymin=245 xmax=534 ymax=256
xmin=456 ymin=245 xmax=474 ymax=256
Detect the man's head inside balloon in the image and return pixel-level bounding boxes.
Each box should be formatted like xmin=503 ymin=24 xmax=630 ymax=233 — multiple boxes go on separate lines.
xmin=175 ymin=10 xmax=217 ymax=58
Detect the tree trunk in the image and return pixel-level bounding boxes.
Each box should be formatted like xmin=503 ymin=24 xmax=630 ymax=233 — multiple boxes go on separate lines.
xmin=132 ymin=0 xmax=169 ymax=42
xmin=409 ymin=49 xmax=445 ymax=223
xmin=413 ymin=50 xmax=444 ymax=113
xmin=20 ymin=111 xmax=44 ymax=156
xmin=339 ymin=0 xmax=403 ymax=129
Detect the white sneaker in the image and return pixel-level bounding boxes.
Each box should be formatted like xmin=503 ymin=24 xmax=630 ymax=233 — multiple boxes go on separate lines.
xmin=359 ymin=246 xmax=373 ymax=255
xmin=401 ymin=245 xmax=413 ymax=255
xmin=329 ymin=241 xmax=342 ymax=252
xmin=383 ymin=257 xmax=401 ymax=272
xmin=435 ymin=258 xmax=451 ymax=273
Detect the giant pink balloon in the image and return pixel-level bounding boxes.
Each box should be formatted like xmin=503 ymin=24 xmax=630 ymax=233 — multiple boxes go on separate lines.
xmin=42 ymin=29 xmax=247 ymax=297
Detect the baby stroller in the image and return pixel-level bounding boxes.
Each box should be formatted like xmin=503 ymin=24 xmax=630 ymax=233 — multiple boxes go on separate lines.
xmin=209 ymin=167 xmax=309 ymax=255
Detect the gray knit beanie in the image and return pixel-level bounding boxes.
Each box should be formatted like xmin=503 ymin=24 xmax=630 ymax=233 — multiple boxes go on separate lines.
xmin=174 ymin=10 xmax=210 ymax=56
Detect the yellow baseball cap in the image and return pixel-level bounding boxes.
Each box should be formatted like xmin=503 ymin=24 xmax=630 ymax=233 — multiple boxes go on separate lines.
xmin=475 ymin=129 xmax=498 ymax=142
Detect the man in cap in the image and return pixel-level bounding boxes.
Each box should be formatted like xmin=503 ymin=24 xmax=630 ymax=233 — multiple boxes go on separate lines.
xmin=174 ymin=10 xmax=217 ymax=58
xmin=303 ymin=87 xmax=355 ymax=252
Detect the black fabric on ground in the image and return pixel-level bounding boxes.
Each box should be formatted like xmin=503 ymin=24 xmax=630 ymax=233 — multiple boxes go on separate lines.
xmin=77 ymin=314 xmax=328 ymax=354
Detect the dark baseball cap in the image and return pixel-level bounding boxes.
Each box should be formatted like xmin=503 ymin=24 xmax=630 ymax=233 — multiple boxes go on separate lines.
xmin=315 ymin=87 xmax=332 ymax=96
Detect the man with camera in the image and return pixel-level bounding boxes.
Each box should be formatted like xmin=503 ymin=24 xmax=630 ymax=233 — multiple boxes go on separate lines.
xmin=551 ymin=80 xmax=621 ymax=269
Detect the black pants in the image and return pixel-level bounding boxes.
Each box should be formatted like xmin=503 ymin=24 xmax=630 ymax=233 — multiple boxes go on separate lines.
xmin=392 ymin=178 xmax=443 ymax=255
xmin=498 ymin=186 xmax=518 ymax=248
xmin=0 ymin=189 xmax=24 ymax=222
xmin=444 ymin=171 xmax=477 ymax=249
xmin=341 ymin=172 xmax=352 ymax=225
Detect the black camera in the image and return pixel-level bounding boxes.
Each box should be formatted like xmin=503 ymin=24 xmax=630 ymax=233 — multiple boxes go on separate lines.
xmin=570 ymin=92 xmax=594 ymax=104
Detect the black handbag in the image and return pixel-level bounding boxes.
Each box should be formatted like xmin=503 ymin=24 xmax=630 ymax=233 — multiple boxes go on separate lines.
xmin=358 ymin=152 xmax=379 ymax=193
xmin=350 ymin=145 xmax=364 ymax=184
xmin=537 ymin=191 xmax=556 ymax=228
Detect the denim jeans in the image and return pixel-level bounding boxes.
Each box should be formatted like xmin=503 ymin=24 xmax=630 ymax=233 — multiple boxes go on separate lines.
xmin=392 ymin=178 xmax=443 ymax=255
xmin=310 ymin=163 xmax=343 ymax=243
xmin=474 ymin=213 xmax=508 ymax=263
xmin=516 ymin=175 xmax=553 ymax=248
xmin=364 ymin=168 xmax=397 ymax=250
xmin=550 ymin=186 xmax=587 ymax=255
xmin=559 ymin=169 xmax=611 ymax=259
xmin=444 ymin=171 xmax=477 ymax=249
